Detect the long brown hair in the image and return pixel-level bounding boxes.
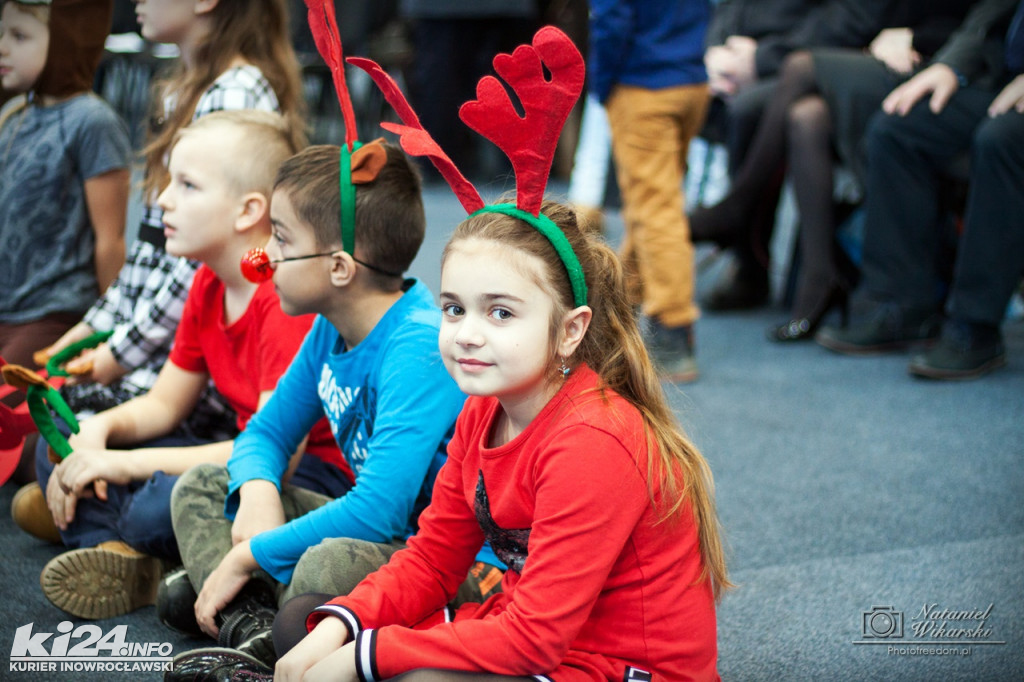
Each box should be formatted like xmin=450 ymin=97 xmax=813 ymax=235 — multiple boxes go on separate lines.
xmin=442 ymin=200 xmax=732 ymax=601
xmin=141 ymin=0 xmax=305 ymax=198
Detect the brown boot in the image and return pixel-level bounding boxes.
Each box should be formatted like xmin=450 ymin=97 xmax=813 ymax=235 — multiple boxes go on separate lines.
xmin=11 ymin=482 xmax=61 ymax=544
xmin=40 ymin=540 xmax=163 ymax=619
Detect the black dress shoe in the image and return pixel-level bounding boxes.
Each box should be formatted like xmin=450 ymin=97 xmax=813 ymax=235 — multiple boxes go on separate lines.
xmin=908 ymin=320 xmax=1006 ymax=380
xmin=767 ymin=287 xmax=848 ymax=342
xmin=816 ymin=302 xmax=942 ymax=355
xmin=165 ymin=647 xmax=273 ymax=682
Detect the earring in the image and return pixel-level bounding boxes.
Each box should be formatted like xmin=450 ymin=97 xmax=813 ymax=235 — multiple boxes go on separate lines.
xmin=559 ymin=357 xmax=571 ymax=377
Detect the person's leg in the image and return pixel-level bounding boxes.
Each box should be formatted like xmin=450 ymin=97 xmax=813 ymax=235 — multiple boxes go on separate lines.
xmin=607 ymin=83 xmax=709 ymax=325
xmin=818 ymin=93 xmax=986 ymax=353
xmin=272 ymin=592 xmax=334 ymax=657
xmin=769 ymin=94 xmax=843 ymax=339
xmin=691 ymin=53 xmax=820 ymax=244
xmin=283 ymin=537 xmax=406 ymax=603
xmin=606 ymin=82 xmax=709 ymax=380
xmin=911 ymin=108 xmax=1024 ymax=378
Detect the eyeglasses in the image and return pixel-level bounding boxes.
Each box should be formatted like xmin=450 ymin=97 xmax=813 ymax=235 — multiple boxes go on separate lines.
xmin=240 ymin=247 xmax=402 ymax=283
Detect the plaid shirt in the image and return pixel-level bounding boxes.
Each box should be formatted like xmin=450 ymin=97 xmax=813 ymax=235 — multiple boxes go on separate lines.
xmin=68 ymin=66 xmax=280 ymax=428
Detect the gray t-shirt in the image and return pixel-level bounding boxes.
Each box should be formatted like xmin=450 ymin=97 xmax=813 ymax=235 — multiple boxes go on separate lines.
xmin=0 ymin=93 xmax=131 ymax=322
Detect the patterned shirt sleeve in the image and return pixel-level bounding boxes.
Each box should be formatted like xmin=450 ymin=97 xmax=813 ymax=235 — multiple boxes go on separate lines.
xmin=90 ymin=65 xmax=281 ymax=371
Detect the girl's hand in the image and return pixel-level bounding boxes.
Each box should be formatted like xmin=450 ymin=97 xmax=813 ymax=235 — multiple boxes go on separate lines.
xmin=194 ymin=540 xmax=259 ymax=638
xmin=275 ymin=618 xmax=352 ymax=682
xmin=869 ymin=28 xmax=920 ymax=74
xmin=989 ymin=74 xmax=1024 ymax=116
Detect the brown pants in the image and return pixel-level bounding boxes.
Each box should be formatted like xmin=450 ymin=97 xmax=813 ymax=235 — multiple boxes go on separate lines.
xmin=606 ymin=83 xmax=710 ymax=328
xmin=0 ymin=313 xmax=78 ymax=373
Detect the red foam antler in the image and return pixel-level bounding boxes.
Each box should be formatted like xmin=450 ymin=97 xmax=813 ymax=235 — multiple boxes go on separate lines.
xmin=459 ymin=26 xmax=585 ymax=216
xmin=347 ymin=57 xmax=485 ymax=214
xmin=305 ymin=0 xmax=357 ymax=150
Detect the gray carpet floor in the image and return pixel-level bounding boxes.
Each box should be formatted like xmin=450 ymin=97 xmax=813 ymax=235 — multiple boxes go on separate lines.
xmin=2 ymin=183 xmax=1021 ymax=681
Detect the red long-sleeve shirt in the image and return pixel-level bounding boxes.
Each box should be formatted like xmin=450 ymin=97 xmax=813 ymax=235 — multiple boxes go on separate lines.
xmin=310 ymin=365 xmax=719 ymax=681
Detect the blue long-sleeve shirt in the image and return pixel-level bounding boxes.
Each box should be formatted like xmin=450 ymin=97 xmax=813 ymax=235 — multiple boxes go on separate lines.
xmin=227 ymin=281 xmax=472 ymax=583
xmin=589 ymin=0 xmax=710 ymax=103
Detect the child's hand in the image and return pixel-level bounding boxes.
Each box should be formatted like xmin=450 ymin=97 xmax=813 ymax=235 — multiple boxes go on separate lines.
xmin=195 ymin=541 xmax=259 ymax=638
xmin=232 ymin=479 xmax=286 ymax=544
xmin=81 ymin=343 xmax=128 ymax=386
xmin=54 ymin=449 xmax=128 ymax=498
xmin=275 ymin=619 xmax=353 ymax=682
xmin=46 ymin=467 xmax=79 ymax=530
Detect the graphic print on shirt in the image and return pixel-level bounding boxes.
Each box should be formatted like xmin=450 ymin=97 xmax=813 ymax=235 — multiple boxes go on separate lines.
xmin=474 ymin=470 xmax=531 ymax=573
xmin=318 ymin=363 xmax=374 ymax=473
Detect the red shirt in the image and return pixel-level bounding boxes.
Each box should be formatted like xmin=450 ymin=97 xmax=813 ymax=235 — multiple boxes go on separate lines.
xmin=311 ymin=365 xmax=719 ymax=681
xmin=169 ymin=265 xmax=341 ymax=467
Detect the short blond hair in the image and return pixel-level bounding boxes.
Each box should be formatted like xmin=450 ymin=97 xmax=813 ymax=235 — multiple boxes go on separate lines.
xmin=172 ymin=110 xmax=302 ymax=198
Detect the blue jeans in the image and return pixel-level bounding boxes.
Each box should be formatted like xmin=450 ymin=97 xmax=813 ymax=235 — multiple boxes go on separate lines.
xmin=35 ymin=420 xmax=213 ymax=561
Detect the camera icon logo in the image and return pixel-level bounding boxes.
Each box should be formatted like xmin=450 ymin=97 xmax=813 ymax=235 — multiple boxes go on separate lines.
xmin=863 ymin=606 xmax=904 ymax=639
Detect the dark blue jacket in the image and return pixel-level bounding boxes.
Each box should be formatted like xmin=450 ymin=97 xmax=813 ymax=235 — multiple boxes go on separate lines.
xmin=589 ymin=0 xmax=710 ymax=103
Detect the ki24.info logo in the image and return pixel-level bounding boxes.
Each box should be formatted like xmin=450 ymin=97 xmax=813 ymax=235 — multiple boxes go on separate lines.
xmin=9 ymin=621 xmax=173 ymax=674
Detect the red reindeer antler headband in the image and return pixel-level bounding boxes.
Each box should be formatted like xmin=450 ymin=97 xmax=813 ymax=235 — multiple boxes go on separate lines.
xmin=241 ymin=0 xmax=394 ymax=283
xmin=349 ymin=26 xmax=589 ymax=307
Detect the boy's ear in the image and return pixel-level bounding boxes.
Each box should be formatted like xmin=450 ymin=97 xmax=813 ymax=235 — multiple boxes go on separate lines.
xmin=557 ymin=305 xmax=592 ymax=358
xmin=194 ymin=0 xmax=220 ymax=16
xmin=235 ymin=192 xmax=269 ymax=233
xmin=327 ymin=250 xmax=358 ymax=288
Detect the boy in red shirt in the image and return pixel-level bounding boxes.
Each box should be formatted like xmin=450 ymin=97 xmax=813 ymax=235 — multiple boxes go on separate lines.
xmin=30 ymin=110 xmax=343 ymax=620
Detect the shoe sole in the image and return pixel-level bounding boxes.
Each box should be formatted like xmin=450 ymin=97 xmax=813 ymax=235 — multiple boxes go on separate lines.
xmin=816 ymin=334 xmax=935 ymax=356
xmin=12 ymin=483 xmax=62 ymax=544
xmin=908 ymin=354 xmax=1008 ymax=381
xmin=40 ymin=547 xmax=162 ymax=619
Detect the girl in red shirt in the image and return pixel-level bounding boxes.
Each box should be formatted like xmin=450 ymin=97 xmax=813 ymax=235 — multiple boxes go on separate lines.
xmin=267 ymin=199 xmax=732 ymax=682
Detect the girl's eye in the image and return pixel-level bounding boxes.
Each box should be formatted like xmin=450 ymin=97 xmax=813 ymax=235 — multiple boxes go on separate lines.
xmin=489 ymin=308 xmax=512 ymax=321
xmin=272 ymin=231 xmax=285 ymax=245
xmin=182 ymin=180 xmax=196 ymax=191
xmin=442 ymin=303 xmax=464 ymax=317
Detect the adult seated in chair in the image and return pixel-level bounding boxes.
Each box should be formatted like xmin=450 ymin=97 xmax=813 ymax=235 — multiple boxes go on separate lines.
xmin=817 ymin=0 xmax=1024 ymax=380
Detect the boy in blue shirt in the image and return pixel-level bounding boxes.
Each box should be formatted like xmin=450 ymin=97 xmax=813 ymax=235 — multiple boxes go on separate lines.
xmin=164 ymin=142 xmax=502 ymax=667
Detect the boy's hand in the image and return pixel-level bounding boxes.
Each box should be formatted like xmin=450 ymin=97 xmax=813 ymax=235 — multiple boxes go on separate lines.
xmin=275 ymin=619 xmax=353 ymax=682
xmin=195 ymin=540 xmax=259 ymax=638
xmin=54 ymin=449 xmax=128 ymax=498
xmin=46 ymin=468 xmax=81 ymax=530
xmin=232 ymin=480 xmax=286 ymax=544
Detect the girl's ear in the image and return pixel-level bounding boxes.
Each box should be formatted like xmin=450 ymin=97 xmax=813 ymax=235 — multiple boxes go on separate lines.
xmin=194 ymin=0 xmax=219 ymax=16
xmin=557 ymin=305 xmax=592 ymax=358
xmin=235 ymin=192 xmax=268 ymax=233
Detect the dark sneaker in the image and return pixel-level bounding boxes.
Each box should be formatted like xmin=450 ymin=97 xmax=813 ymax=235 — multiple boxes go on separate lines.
xmin=165 ymin=647 xmax=272 ymax=682
xmin=816 ymin=302 xmax=942 ymax=355
xmin=645 ymin=319 xmax=699 ymax=383
xmin=908 ymin=320 xmax=1006 ymax=380
xmin=156 ymin=568 xmax=203 ymax=636
xmin=217 ymin=599 xmax=278 ymax=667
xmin=40 ymin=541 xmax=163 ymax=619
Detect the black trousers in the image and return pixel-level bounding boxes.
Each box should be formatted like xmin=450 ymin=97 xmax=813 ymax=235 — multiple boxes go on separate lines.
xmin=861 ymin=89 xmax=1024 ymax=326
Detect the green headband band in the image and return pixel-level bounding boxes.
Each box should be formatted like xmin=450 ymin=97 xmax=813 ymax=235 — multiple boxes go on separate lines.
xmin=471 ymin=203 xmax=588 ymax=307
xmin=338 ymin=142 xmax=363 ymax=256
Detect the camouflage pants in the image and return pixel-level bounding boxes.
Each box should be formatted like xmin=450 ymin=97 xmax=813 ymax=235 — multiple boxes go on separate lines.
xmin=171 ymin=463 xmax=502 ymax=606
